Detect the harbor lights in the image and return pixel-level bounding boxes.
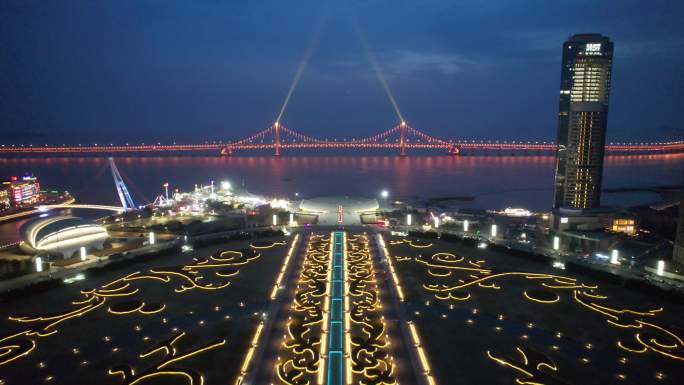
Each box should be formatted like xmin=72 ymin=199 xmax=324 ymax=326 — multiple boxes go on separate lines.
xmin=463 ymin=219 xmax=469 ymax=232
xmin=610 ymin=249 xmax=620 ymax=265
xmin=80 ymin=246 xmax=87 ymax=261
xmin=553 ymin=236 xmax=560 ymax=251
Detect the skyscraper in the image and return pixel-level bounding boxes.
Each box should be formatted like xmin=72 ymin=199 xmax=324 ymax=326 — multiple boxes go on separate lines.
xmin=553 ymin=34 xmax=613 ymax=209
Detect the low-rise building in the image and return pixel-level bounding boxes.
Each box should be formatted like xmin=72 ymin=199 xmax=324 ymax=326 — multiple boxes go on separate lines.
xmin=2 ymin=174 xmax=41 ymax=208
xmin=0 ymin=186 xmax=10 ymax=210
xmin=19 ymin=216 xmax=108 ymax=258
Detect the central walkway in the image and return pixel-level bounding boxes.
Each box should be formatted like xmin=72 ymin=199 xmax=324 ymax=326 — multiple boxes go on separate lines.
xmin=325 ymin=231 xmax=346 ymax=385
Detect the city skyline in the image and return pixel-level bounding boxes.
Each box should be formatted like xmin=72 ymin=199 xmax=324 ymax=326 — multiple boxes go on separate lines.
xmin=1 ymin=3 xmax=683 ymax=384
xmin=1 ymin=1 xmax=683 ymax=144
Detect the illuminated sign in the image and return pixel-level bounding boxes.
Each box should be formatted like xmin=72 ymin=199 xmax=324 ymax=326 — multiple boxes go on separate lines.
xmin=586 ymin=43 xmax=601 ymax=52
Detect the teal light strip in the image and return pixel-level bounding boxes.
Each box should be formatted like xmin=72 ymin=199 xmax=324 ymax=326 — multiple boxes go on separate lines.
xmin=326 ymin=232 xmax=345 ymax=385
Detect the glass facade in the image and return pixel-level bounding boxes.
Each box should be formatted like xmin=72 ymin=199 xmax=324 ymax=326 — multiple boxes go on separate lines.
xmin=553 ymin=34 xmax=613 ymax=209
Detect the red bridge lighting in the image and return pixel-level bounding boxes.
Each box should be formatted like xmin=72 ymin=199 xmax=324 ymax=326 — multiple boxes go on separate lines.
xmin=0 ymin=123 xmax=682 ymax=156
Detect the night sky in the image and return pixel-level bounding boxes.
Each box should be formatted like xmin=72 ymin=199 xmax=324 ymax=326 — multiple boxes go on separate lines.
xmin=1 ymin=0 xmax=682 ymax=145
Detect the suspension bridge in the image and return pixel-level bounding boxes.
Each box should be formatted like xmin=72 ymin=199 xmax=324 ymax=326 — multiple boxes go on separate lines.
xmin=0 ymin=122 xmax=682 ymax=156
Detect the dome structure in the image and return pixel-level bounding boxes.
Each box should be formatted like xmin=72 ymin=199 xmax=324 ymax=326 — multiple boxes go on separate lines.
xmin=20 ymin=216 xmax=108 ymax=257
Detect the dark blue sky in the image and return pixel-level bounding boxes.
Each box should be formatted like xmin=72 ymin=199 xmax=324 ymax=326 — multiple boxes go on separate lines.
xmin=1 ymin=0 xmax=682 ymax=144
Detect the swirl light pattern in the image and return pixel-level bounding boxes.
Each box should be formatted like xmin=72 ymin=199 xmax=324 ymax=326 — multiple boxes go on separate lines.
xmin=0 ymin=246 xmax=265 ymax=369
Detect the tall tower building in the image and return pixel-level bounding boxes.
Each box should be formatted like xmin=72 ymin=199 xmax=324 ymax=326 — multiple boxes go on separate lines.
xmin=553 ymin=34 xmax=613 ymax=209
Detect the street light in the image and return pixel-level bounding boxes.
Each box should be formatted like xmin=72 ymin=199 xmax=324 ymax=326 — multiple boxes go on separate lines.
xmin=149 ymin=232 xmax=156 ymax=245
xmin=406 ymin=214 xmax=412 ymax=226
xmin=463 ymin=220 xmax=469 ymax=232
xmin=380 ymin=190 xmax=389 ymax=199
xmin=553 ymin=236 xmax=560 ymax=251
xmin=491 ymin=224 xmax=497 ymax=238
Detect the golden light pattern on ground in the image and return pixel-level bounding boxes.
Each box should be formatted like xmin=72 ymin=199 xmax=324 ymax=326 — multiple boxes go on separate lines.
xmin=108 ymin=331 xmax=226 ymax=385
xmin=234 ymin=321 xmax=265 ymax=385
xmin=387 ymin=239 xmax=684 ymax=383
xmin=251 ymin=240 xmax=288 ymax=249
xmin=389 ymin=239 xmax=433 ymax=249
xmin=486 ymin=346 xmax=567 ymax=385
xmin=0 ymin=246 xmax=265 ymax=369
xmin=346 ymin=234 xmax=396 ymax=385
xmin=276 ymin=233 xmax=330 ymax=385
xmin=271 ymin=235 xmax=301 ymax=300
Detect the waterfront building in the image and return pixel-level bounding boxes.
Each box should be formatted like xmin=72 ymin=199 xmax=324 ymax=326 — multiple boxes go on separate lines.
xmin=2 ymin=174 xmax=41 ymax=208
xmin=553 ymin=34 xmax=613 ymax=209
xmin=19 ymin=216 xmax=108 ymax=258
xmin=674 ymin=174 xmax=684 ymax=268
xmin=0 ymin=186 xmax=10 ymax=210
xmin=610 ymin=217 xmax=637 ymax=235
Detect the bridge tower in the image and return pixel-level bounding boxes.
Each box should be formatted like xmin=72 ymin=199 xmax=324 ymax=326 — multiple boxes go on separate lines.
xmin=220 ymin=146 xmax=233 ymax=157
xmin=448 ymin=144 xmax=462 ymax=156
xmin=274 ymin=121 xmax=282 ymax=156
xmin=108 ymin=157 xmax=135 ymax=210
xmin=399 ymin=121 xmax=407 ymax=156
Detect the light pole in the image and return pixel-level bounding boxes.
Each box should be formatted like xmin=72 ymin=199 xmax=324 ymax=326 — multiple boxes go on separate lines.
xmin=610 ymin=249 xmax=619 ymax=265
xmin=379 ymin=190 xmax=390 ymax=217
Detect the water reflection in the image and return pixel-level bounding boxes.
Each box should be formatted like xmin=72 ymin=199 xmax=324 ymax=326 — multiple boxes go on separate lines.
xmin=0 ymin=154 xmax=682 ymax=242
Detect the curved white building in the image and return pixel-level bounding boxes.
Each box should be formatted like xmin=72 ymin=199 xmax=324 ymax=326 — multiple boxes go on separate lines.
xmin=20 ymin=216 xmax=108 ymax=257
